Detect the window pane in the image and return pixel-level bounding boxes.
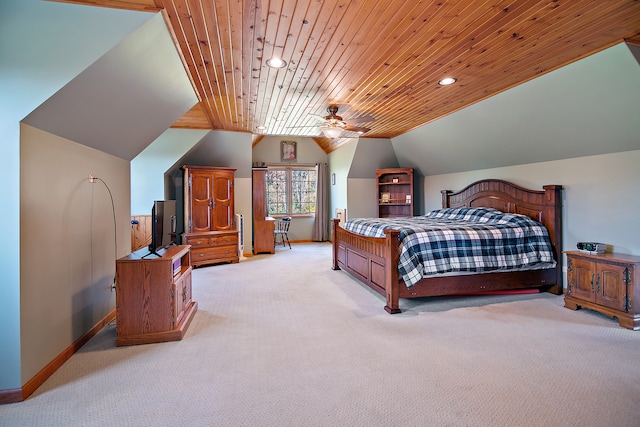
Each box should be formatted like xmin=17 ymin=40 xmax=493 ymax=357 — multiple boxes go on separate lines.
xmin=266 ymin=169 xmax=287 ymax=215
xmin=291 ymin=169 xmax=316 ymax=214
xmin=265 ymin=166 xmax=316 ymax=216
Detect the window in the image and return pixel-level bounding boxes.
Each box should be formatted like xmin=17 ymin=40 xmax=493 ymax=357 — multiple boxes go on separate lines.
xmin=266 ymin=166 xmax=317 ymax=216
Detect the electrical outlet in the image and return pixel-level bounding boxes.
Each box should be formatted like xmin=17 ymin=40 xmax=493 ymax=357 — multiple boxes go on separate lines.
xmin=111 ymin=282 xmax=116 ymax=292
xmin=88 ymin=174 xmax=95 ymax=183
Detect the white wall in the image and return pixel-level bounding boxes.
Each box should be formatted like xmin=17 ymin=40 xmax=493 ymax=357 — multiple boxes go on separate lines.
xmin=348 ymin=138 xmax=398 ymax=178
xmin=20 ymin=125 xmax=131 ymax=383
xmin=0 ymin=0 xmax=151 ymax=391
xmin=328 ymin=138 xmax=398 ymax=221
xmin=346 ymin=179 xmax=378 ymax=219
xmin=252 ymin=135 xmax=327 ymax=166
xmin=22 ymin=13 xmax=197 ymax=162
xmin=131 ymin=128 xmax=207 ymax=214
xmin=328 ymin=139 xmax=357 ymax=229
xmin=392 ymin=43 xmax=640 ymax=177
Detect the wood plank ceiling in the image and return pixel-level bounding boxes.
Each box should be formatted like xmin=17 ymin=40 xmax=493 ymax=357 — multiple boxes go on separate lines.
xmin=54 ymin=0 xmax=640 ymax=153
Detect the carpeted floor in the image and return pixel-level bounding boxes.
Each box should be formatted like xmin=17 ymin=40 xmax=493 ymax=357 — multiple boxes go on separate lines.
xmin=1 ymin=242 xmax=639 ymax=426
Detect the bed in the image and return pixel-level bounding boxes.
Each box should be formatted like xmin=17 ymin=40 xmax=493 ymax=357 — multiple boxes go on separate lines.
xmin=331 ymin=179 xmax=563 ymax=313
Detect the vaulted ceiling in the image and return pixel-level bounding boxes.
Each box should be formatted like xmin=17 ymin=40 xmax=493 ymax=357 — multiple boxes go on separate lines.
xmin=55 ymin=0 xmax=640 ymax=152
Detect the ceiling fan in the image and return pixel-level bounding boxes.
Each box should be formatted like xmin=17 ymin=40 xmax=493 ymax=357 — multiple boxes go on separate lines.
xmin=310 ymin=105 xmax=374 ymax=139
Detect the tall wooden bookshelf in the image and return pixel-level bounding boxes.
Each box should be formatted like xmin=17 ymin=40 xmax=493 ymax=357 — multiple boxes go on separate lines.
xmin=376 ymin=168 xmax=414 ymax=218
xmin=252 ymin=168 xmax=275 ymax=254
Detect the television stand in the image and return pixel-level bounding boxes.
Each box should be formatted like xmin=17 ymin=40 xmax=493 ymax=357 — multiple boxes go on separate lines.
xmin=115 ymin=245 xmax=197 ymax=346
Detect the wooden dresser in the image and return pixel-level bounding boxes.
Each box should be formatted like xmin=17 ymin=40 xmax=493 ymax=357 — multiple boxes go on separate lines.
xmin=115 ymin=245 xmax=197 ymax=346
xmin=564 ymin=251 xmax=640 ymax=330
xmin=182 ymin=165 xmax=239 ymax=266
xmin=183 ymin=230 xmax=239 ymax=267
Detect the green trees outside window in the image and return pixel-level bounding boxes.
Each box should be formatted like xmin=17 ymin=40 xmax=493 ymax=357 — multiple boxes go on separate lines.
xmin=266 ymin=167 xmax=316 ymax=216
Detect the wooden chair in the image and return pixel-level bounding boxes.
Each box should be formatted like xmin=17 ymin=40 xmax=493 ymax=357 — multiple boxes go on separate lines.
xmin=274 ymin=217 xmax=292 ymax=249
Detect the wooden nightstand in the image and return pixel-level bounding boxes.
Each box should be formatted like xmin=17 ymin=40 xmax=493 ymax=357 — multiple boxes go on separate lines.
xmin=564 ymin=251 xmax=640 ymax=330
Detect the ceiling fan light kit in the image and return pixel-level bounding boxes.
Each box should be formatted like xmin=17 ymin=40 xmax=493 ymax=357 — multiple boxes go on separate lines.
xmin=320 ymin=125 xmax=345 ymax=139
xmin=314 ymin=105 xmax=373 ymax=138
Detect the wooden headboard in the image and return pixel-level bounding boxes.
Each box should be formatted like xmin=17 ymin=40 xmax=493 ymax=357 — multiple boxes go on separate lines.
xmin=441 ymin=180 xmax=563 ymax=278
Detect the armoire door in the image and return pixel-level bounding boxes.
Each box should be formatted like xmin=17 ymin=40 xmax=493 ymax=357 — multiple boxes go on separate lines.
xmin=211 ymin=169 xmax=235 ymax=231
xmin=188 ymin=170 xmax=214 ymax=233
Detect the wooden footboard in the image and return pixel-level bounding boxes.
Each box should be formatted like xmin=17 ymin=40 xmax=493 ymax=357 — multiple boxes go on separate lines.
xmin=332 ymin=218 xmax=401 ymax=313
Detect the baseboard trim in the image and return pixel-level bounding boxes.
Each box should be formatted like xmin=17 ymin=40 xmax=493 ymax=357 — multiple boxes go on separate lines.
xmin=0 ymin=308 xmax=116 ymax=404
xmin=0 ymin=388 xmax=23 ymax=405
xmin=242 ymin=240 xmax=324 ymax=257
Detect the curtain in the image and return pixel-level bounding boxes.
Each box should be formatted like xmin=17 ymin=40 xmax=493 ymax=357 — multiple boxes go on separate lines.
xmin=312 ymin=163 xmax=329 ymax=242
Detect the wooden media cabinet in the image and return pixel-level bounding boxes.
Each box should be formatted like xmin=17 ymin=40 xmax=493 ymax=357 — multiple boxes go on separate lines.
xmin=115 ymin=245 xmax=197 ymax=346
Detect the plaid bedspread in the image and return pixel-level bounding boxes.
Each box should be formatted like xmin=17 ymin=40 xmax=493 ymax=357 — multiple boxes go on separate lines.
xmin=343 ymin=207 xmax=556 ymax=288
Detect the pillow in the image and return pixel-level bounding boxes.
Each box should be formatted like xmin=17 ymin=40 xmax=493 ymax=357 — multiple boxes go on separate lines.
xmin=424 ymin=207 xmax=504 ymax=223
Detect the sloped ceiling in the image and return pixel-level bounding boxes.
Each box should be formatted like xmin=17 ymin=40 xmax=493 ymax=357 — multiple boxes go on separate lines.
xmin=348 ymin=138 xmax=399 ymax=179
xmin=23 ymin=13 xmax=197 ymax=161
xmin=392 ymin=43 xmax=640 ymax=176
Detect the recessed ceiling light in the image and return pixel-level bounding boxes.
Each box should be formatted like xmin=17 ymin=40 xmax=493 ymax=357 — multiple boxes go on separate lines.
xmin=266 ymin=57 xmax=287 ymax=68
xmin=438 ymin=77 xmax=457 ymax=86
xmin=256 ymin=125 xmax=267 ymax=132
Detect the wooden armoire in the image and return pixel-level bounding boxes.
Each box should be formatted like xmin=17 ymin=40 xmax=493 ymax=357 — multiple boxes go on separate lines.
xmin=182 ymin=165 xmax=239 ymax=267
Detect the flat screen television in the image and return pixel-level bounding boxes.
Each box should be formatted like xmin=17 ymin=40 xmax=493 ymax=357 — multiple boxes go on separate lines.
xmin=148 ymin=200 xmax=177 ymax=256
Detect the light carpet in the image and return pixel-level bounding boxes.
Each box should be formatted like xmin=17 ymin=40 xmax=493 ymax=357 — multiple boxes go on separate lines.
xmin=1 ymin=243 xmax=639 ymax=427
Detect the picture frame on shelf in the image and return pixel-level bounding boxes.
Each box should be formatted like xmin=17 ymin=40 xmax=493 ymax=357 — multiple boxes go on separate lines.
xmin=380 ymin=192 xmax=390 ymax=203
xmin=405 ymin=194 xmax=412 ymax=204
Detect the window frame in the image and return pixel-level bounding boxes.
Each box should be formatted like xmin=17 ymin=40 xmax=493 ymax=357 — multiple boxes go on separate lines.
xmin=265 ymin=165 xmax=317 ymax=217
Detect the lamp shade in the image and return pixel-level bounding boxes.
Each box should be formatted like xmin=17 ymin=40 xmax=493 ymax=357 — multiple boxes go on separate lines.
xmin=320 ymin=126 xmax=344 ymax=139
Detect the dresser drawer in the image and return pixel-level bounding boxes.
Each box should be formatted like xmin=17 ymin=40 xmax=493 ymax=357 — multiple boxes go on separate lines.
xmin=213 ymin=234 xmax=238 ymax=246
xmin=186 ymin=236 xmax=214 ymax=248
xmin=191 ymin=245 xmax=237 ymax=262
xmin=184 ymin=233 xmax=237 ymax=247
xmin=183 ymin=231 xmax=240 ymax=267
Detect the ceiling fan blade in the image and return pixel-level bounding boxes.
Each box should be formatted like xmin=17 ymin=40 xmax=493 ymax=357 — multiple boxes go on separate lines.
xmin=308 ymin=113 xmax=327 ymax=122
xmin=345 ymin=115 xmax=375 ymax=125
xmin=345 ymin=125 xmax=370 ymax=134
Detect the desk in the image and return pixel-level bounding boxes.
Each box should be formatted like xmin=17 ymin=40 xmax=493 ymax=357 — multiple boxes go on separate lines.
xmin=253 ymin=217 xmax=275 ymax=254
